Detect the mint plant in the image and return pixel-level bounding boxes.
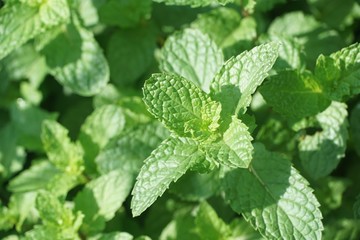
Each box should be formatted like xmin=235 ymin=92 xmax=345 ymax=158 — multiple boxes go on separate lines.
xmin=1 ymin=0 xmax=360 ymax=240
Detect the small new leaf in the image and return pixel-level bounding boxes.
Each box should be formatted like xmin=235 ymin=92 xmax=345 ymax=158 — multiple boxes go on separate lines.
xmin=143 ymin=73 xmax=221 ymax=140
xmin=206 ymin=116 xmax=253 ymax=168
xmin=131 ymin=137 xmax=204 ymax=216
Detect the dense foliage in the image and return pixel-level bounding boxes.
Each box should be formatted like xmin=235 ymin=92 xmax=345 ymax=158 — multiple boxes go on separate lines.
xmin=1 ymin=0 xmax=360 ymax=239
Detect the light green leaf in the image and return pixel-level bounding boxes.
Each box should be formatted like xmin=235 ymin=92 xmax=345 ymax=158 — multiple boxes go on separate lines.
xmin=107 ymin=26 xmax=157 ymax=87
xmin=268 ymin=11 xmax=345 ymax=65
xmin=99 ymin=0 xmax=152 ymax=28
xmin=267 ymin=34 xmax=306 ymax=71
xmin=76 ymin=0 xmax=106 ymax=27
xmin=195 ymin=202 xmax=232 ymax=240
xmin=299 ymin=102 xmax=348 ymax=179
xmin=41 ymin=120 xmax=84 ymax=174
xmin=210 ymin=42 xmax=279 ymax=116
xmin=0 ymin=124 xmax=26 ymax=179
xmin=131 ymin=137 xmax=203 ymax=217
xmin=327 ymin=42 xmax=360 ymax=99
xmin=94 ymin=232 xmax=134 ymax=240
xmin=191 ymin=8 xmax=256 ymax=58
xmin=206 ymin=116 xmax=253 ymax=168
xmin=152 ymin=0 xmax=235 ymax=7
xmin=323 ymin=219 xmax=360 ymax=240
xmin=40 ymin=15 xmax=109 ymax=96
xmin=80 ymin=105 xmax=125 ymax=150
xmin=223 ymin=143 xmax=323 ymax=240
xmin=8 ymin=161 xmax=60 ymax=192
xmin=74 ymin=170 xmax=133 ymax=234
xmin=143 ymin=73 xmax=221 ymax=140
xmin=11 ymin=99 xmax=57 ymax=151
xmin=96 ymin=121 xmax=169 ymax=175
xmin=0 ymin=0 xmax=69 ymax=60
xmin=259 ymin=70 xmax=331 ymax=122
xmin=36 ymin=191 xmax=75 ymax=228
xmin=160 ymin=28 xmax=224 ymax=92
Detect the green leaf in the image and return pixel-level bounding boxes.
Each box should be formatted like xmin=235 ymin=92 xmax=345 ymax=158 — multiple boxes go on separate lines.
xmin=40 ymin=15 xmax=109 ymax=96
xmin=160 ymin=28 xmax=224 ymax=92
xmin=41 ymin=120 xmax=84 ymax=175
xmin=350 ymin=102 xmax=360 ymax=157
xmin=107 ymin=26 xmax=157 ymax=87
xmin=254 ymin=0 xmax=286 ymax=11
xmin=96 ymin=121 xmax=169 ymax=175
xmin=267 ymin=34 xmax=306 ymax=71
xmin=152 ymin=0 xmax=235 ymax=7
xmin=259 ymin=70 xmax=331 ymax=122
xmin=325 ymin=42 xmax=360 ymax=99
xmin=99 ymin=0 xmax=152 ymax=28
xmin=131 ymin=137 xmax=203 ymax=216
xmin=0 ymin=0 xmax=69 ymax=60
xmin=79 ymin=104 xmax=126 ymax=175
xmin=206 ymin=116 xmax=253 ymax=168
xmin=223 ymin=143 xmax=323 ymax=240
xmin=11 ymin=99 xmax=57 ymax=151
xmin=170 ymin=171 xmax=220 ymax=201
xmin=80 ymin=104 xmax=126 ymax=150
xmin=36 ymin=191 xmax=75 ymax=228
xmin=299 ymin=102 xmax=348 ymax=179
xmin=210 ymin=42 xmax=279 ymax=117
xmin=8 ymin=161 xmax=60 ymax=193
xmin=191 ymin=8 xmax=257 ymax=58
xmin=323 ymin=219 xmax=360 ymax=240
xmin=195 ymin=202 xmax=232 ymax=240
xmin=143 ymin=73 xmax=221 ymax=140
xmin=74 ymin=170 xmax=133 ymax=234
xmin=268 ymin=11 xmax=345 ymax=65
xmin=95 ymin=232 xmax=134 ymax=240
xmin=0 ymin=124 xmax=26 ymax=179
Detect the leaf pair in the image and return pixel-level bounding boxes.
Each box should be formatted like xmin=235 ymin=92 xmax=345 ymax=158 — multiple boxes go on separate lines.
xmin=131 ymin=29 xmax=280 ymax=216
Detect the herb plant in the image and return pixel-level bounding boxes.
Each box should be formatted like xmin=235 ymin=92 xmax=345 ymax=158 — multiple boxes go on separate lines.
xmin=1 ymin=0 xmax=360 ymax=239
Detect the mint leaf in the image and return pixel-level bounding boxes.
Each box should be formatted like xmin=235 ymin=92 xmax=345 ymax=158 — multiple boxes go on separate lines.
xmin=36 ymin=191 xmax=74 ymax=227
xmin=40 ymin=15 xmax=109 ymax=96
xmin=8 ymin=161 xmax=59 ymax=193
xmin=153 ymin=0 xmax=234 ymax=7
xmin=191 ymin=8 xmax=256 ymax=58
xmin=223 ymin=143 xmax=323 ymax=240
xmin=99 ymin=0 xmax=152 ymax=28
xmin=0 ymin=0 xmax=69 ymax=60
xmin=170 ymin=171 xmax=220 ymax=201
xmin=79 ymin=104 xmax=126 ymax=175
xmin=210 ymin=42 xmax=279 ymax=116
xmin=0 ymin=124 xmax=25 ymax=179
xmin=350 ymin=103 xmax=360 ymax=157
xmin=107 ymin=26 xmax=157 ymax=87
xmin=299 ymin=102 xmax=348 ymax=179
xmin=75 ymin=170 xmax=133 ymax=234
xmin=143 ymin=73 xmax=221 ymax=140
xmin=80 ymin=105 xmax=126 ymax=150
xmin=131 ymin=137 xmax=203 ymax=216
xmin=41 ymin=120 xmax=83 ymax=175
xmin=268 ymin=11 xmax=345 ymax=65
xmin=160 ymin=28 xmax=224 ymax=92
xmin=259 ymin=70 xmax=331 ymax=122
xmin=195 ymin=202 xmax=232 ymax=240
xmin=11 ymin=99 xmax=57 ymax=151
xmin=327 ymin=42 xmax=360 ymax=99
xmin=96 ymin=121 xmax=169 ymax=175
xmin=206 ymin=116 xmax=253 ymax=168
